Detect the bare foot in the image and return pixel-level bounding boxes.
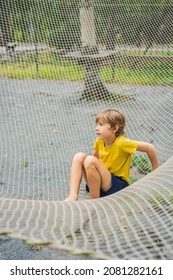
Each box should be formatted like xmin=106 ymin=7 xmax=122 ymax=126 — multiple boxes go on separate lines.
xmin=64 ymin=195 xmax=78 ymax=202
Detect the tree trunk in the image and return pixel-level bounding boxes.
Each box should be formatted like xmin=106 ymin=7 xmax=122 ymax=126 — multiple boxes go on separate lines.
xmin=81 ymin=62 xmax=110 ymax=101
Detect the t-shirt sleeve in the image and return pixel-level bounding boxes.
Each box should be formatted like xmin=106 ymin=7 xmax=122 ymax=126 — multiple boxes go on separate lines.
xmin=120 ymin=137 xmax=139 ymax=154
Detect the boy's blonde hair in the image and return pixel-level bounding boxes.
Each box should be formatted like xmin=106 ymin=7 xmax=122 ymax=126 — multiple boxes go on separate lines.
xmin=96 ymin=109 xmax=126 ymax=136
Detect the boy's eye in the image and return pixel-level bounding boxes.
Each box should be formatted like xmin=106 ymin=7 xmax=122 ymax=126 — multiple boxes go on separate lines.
xmin=98 ymin=122 xmax=103 ymax=126
xmin=96 ymin=121 xmax=105 ymax=127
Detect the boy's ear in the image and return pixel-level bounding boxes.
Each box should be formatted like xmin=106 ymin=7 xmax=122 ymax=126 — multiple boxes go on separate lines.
xmin=113 ymin=125 xmax=119 ymax=133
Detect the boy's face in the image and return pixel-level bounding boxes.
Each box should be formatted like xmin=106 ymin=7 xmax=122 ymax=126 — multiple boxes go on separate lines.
xmin=95 ymin=120 xmax=117 ymax=140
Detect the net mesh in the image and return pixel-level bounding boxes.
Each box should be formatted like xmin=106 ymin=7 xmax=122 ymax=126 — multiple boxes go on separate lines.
xmin=0 ymin=0 xmax=173 ymax=259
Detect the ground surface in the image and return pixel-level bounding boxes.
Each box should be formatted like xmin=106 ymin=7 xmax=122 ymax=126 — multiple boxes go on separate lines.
xmin=0 ymin=78 xmax=173 ymax=259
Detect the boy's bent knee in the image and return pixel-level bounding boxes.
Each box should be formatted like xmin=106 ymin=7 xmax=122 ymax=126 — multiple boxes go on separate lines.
xmin=73 ymin=152 xmax=86 ymax=163
xmin=84 ymin=155 xmax=98 ymax=169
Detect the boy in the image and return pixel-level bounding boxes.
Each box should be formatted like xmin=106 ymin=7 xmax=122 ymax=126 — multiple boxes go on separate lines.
xmin=65 ymin=109 xmax=159 ymax=201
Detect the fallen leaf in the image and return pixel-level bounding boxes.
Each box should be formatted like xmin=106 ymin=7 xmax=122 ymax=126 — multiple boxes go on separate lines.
xmin=117 ymin=226 xmax=128 ymax=232
xmin=119 ymin=214 xmax=126 ymax=221
xmin=134 ymin=234 xmax=141 ymax=241
xmin=36 ymin=246 xmax=43 ymax=251
xmin=52 ymin=129 xmax=59 ymax=133
xmin=87 ymin=231 xmax=92 ymax=237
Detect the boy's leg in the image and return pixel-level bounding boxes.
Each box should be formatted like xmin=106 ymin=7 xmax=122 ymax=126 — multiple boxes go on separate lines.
xmin=64 ymin=152 xmax=86 ymax=201
xmin=84 ymin=155 xmax=112 ymax=199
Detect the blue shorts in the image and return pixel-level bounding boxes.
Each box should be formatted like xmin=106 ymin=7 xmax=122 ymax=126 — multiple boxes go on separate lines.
xmin=86 ymin=174 xmax=129 ymax=198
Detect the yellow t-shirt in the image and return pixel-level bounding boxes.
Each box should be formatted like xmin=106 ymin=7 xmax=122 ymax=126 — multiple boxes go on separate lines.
xmin=93 ymin=135 xmax=138 ymax=182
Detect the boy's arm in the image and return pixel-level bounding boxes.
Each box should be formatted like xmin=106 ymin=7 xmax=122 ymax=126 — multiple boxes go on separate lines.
xmin=136 ymin=142 xmax=160 ymax=171
xmin=92 ymin=150 xmax=99 ymax=159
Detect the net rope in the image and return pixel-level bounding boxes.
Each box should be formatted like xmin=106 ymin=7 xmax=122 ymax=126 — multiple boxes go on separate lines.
xmin=0 ymin=0 xmax=173 ymax=259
